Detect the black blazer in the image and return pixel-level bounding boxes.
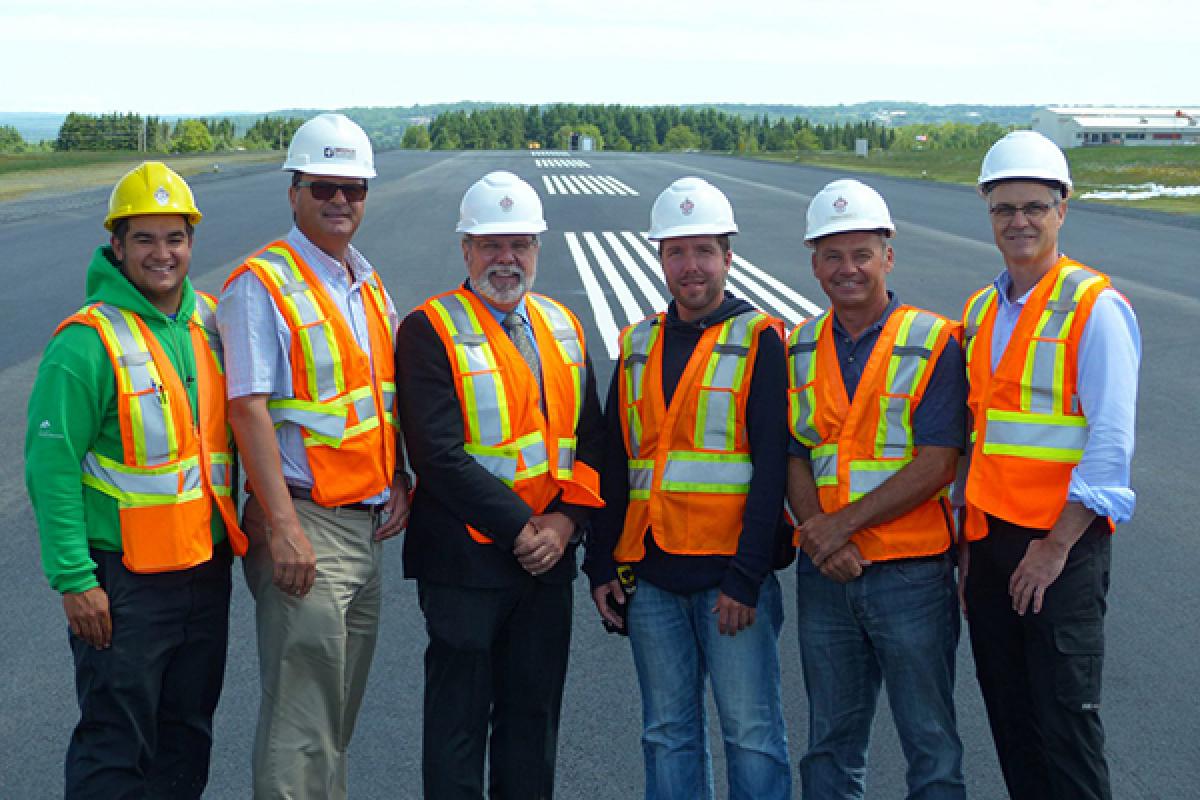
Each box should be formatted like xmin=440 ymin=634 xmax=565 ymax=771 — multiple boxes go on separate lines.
xmin=395 ymin=306 xmax=604 ymax=588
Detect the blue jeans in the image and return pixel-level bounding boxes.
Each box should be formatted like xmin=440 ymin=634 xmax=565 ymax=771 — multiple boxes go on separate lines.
xmin=795 ymin=554 xmax=965 ymax=800
xmin=627 ymin=575 xmax=791 ymax=800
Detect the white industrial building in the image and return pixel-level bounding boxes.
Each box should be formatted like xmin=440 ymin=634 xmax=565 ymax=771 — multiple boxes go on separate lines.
xmin=1032 ymin=107 xmax=1200 ymax=149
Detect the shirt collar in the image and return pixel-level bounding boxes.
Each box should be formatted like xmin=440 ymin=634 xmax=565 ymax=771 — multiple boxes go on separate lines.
xmin=287 ymin=226 xmax=372 ymax=288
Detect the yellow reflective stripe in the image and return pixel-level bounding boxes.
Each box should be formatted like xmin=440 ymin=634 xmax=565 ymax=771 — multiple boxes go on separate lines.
xmin=847 ymin=458 xmax=910 ymax=501
xmin=428 ymin=294 xmax=512 ymax=446
xmin=811 ymin=443 xmax=838 ymax=487
xmin=464 ymin=442 xmax=519 ymax=486
xmin=192 ymin=292 xmax=225 ymax=375
xmin=787 ymin=314 xmax=827 ymax=447
xmin=81 ymin=451 xmax=204 ymax=507
xmin=529 ymin=295 xmax=586 ymax=429
xmin=621 ymin=317 xmax=661 ymax=458
xmin=660 ymin=451 xmax=752 ymax=494
xmin=695 ymin=313 xmax=761 ymax=451
xmin=556 ymin=436 xmax=577 ymax=478
xmin=963 ymin=288 xmax=995 ymax=372
xmin=252 ymin=249 xmax=346 ymax=402
xmin=628 ymin=458 xmax=655 ymax=499
xmin=982 ymin=408 xmax=1088 ymax=463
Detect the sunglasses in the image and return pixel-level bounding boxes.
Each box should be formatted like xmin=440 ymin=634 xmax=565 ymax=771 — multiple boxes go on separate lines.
xmin=295 ymin=180 xmax=368 ymax=202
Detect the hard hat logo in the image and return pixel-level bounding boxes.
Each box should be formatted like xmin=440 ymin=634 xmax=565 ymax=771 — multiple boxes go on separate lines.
xmin=680 ymin=198 xmax=695 ymax=216
xmin=154 ymin=187 xmax=171 ymax=207
xmin=833 ymin=196 xmax=848 ymax=213
xmin=499 ymin=196 xmax=514 ymax=212
xmin=323 ymin=146 xmax=356 ymax=161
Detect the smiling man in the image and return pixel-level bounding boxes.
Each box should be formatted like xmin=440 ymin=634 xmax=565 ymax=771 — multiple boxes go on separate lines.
xmin=395 ymin=170 xmax=604 ymax=799
xmin=960 ymin=131 xmax=1140 ymax=800
xmin=585 ymin=177 xmax=791 ymax=800
xmin=26 ymin=162 xmax=246 ymax=798
xmin=216 ymin=113 xmax=408 ymax=799
xmin=785 ymin=179 xmax=966 ymax=799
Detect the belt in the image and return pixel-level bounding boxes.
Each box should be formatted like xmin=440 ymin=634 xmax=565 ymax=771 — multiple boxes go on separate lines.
xmin=286 ymin=485 xmax=382 ymax=515
xmin=869 ymin=551 xmax=949 ymax=568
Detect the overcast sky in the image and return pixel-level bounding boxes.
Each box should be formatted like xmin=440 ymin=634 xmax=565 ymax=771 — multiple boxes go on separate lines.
xmin=5 ymin=0 xmax=1196 ymax=114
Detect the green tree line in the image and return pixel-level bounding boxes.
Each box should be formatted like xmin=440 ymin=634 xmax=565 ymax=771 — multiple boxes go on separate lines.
xmin=48 ymin=112 xmax=307 ymax=154
xmin=409 ymin=104 xmax=1013 ymax=154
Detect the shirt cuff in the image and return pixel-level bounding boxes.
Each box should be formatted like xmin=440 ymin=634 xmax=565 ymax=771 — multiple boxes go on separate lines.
xmin=1068 ymin=473 xmax=1136 ymax=524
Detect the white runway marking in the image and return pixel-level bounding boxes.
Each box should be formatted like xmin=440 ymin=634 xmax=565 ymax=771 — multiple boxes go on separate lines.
xmin=539 ymin=175 xmax=638 ymax=196
xmin=563 ymin=232 xmax=824 ymax=356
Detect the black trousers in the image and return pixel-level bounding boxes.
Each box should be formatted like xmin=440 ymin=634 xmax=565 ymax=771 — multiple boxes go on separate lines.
xmin=65 ymin=543 xmax=232 ymax=800
xmin=965 ymin=516 xmax=1112 ymax=800
xmin=417 ymin=578 xmax=573 ymax=800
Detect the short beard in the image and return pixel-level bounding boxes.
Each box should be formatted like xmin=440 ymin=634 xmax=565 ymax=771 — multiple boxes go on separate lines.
xmin=470 ymin=265 xmax=532 ymax=307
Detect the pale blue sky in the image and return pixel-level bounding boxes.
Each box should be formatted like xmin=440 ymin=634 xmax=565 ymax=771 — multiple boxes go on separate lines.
xmin=5 ymin=0 xmax=1196 ymax=113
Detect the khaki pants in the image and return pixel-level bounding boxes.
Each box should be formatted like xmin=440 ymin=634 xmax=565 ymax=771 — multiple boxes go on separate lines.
xmin=242 ymin=495 xmax=383 ymax=800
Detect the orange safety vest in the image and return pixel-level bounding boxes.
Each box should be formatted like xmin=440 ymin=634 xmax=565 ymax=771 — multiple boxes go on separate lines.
xmin=421 ymin=289 xmax=603 ymax=544
xmin=224 ymin=241 xmax=397 ymax=507
xmin=962 ymin=256 xmax=1113 ymax=540
xmin=615 ymin=310 xmax=782 ymax=561
xmin=788 ymin=306 xmax=958 ymax=561
xmin=64 ymin=292 xmax=247 ymax=573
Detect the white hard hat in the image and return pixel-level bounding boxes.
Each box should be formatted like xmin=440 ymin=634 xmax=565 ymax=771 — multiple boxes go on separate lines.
xmin=456 ymin=171 xmax=547 ymax=235
xmin=804 ymin=179 xmax=895 ymax=247
xmin=283 ymin=113 xmax=376 ymax=179
xmin=647 ymin=177 xmax=738 ymax=241
xmin=978 ymin=130 xmax=1072 ymax=196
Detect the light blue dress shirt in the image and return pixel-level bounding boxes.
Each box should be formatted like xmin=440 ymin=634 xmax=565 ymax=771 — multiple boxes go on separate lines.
xmin=216 ymin=227 xmax=399 ymax=503
xmin=989 ymin=268 xmax=1141 ymax=523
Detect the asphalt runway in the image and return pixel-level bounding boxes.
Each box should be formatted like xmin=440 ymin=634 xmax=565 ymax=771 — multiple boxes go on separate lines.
xmin=2 ymin=149 xmax=1196 ymax=798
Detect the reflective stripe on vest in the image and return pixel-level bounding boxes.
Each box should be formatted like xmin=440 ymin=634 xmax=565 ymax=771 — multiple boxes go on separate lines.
xmin=787 ymin=314 xmax=828 ymax=447
xmin=75 ymin=303 xmax=228 ymax=506
xmin=529 ymin=294 xmax=585 ymax=476
xmin=622 ymin=312 xmax=764 ymax=496
xmin=660 ymin=451 xmax=753 ymax=494
xmin=971 ymin=266 xmax=1099 ymax=463
xmin=620 ymin=317 xmax=663 ymax=459
xmin=695 ymin=312 xmax=762 ymax=451
xmin=424 ymin=293 xmax=592 ymax=486
xmin=248 ymin=247 xmax=381 ymax=444
xmin=790 ymin=308 xmax=947 ymax=501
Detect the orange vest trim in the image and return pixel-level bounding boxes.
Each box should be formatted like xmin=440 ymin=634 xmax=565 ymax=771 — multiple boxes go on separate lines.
xmin=63 ymin=292 xmax=247 ymax=573
xmin=421 ymin=289 xmax=602 ymax=545
xmin=962 ymin=257 xmax=1112 ymax=539
xmin=788 ymin=306 xmax=958 ymax=561
xmin=615 ymin=310 xmax=782 ymax=561
xmin=224 ymin=241 xmax=397 ymax=507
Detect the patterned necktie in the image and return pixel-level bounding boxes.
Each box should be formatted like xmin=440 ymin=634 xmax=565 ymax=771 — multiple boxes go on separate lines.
xmin=503 ymin=311 xmax=542 ymax=387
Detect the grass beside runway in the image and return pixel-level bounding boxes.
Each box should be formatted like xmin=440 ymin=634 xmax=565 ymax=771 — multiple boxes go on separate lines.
xmin=751 ymin=145 xmax=1200 ymax=215
xmin=0 ymin=150 xmax=283 ymax=201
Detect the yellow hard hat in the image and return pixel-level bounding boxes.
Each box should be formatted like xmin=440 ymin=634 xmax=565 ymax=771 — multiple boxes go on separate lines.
xmin=104 ymin=161 xmax=203 ymax=231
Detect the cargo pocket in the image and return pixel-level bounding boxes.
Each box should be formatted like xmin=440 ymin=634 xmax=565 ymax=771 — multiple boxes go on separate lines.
xmin=1054 ymin=622 xmax=1104 ymax=712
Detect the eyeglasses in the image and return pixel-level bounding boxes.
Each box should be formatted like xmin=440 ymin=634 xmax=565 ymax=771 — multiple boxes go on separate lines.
xmin=988 ymin=201 xmax=1057 ymax=221
xmin=295 ymin=180 xmax=368 ymax=202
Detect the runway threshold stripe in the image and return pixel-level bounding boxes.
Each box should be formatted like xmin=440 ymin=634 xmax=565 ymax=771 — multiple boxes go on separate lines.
xmin=542 ymin=175 xmax=556 ymax=195
xmin=565 ymin=233 xmax=621 ymax=359
xmin=602 ymin=231 xmax=667 ymax=310
xmin=582 ymin=232 xmax=646 ymax=325
xmin=731 ymin=254 xmax=823 ymax=317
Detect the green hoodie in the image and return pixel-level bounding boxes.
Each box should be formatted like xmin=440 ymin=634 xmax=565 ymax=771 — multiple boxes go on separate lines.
xmin=25 ymin=245 xmax=227 ymax=594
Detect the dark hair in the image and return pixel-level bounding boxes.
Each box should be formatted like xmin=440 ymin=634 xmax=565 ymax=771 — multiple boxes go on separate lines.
xmin=657 ymin=233 xmax=732 ymax=257
xmin=110 ymin=217 xmax=195 ymax=251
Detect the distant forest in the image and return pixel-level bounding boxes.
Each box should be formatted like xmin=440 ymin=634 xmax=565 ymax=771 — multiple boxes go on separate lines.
xmin=0 ymin=102 xmax=1037 ymax=155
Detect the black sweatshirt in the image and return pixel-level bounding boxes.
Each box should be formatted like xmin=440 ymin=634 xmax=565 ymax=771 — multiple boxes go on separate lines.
xmin=583 ymin=293 xmax=788 ymax=607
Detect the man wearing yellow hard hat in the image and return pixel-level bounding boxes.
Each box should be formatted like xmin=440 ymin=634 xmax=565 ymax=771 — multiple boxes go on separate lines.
xmin=25 ymin=161 xmax=247 ymax=798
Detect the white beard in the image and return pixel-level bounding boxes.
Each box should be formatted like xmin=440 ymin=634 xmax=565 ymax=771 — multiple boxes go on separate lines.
xmin=470 ymin=265 xmax=533 ymax=306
